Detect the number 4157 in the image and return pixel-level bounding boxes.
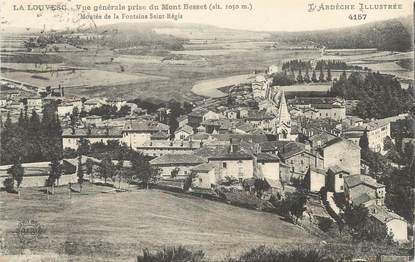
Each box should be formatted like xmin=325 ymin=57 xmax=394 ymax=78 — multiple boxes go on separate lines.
xmin=349 ymin=14 xmax=367 ymax=20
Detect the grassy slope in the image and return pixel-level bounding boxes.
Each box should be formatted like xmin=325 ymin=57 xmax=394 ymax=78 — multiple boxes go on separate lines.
xmin=0 ymin=185 xmax=315 ymax=261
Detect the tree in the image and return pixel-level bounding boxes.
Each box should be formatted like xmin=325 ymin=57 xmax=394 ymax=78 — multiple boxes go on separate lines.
xmin=304 ymin=68 xmax=311 ymax=83
xmin=3 ymin=178 xmax=15 ymax=193
xmin=271 ymin=191 xmax=306 ymax=223
xmin=343 ymin=205 xmax=391 ymax=243
xmin=130 ymin=151 xmax=160 ymax=189
xmin=70 ymin=106 xmax=79 ymax=128
xmin=359 ymin=128 xmax=369 ymax=151
xmin=326 ymin=67 xmax=332 ymax=81
xmin=47 ymin=158 xmax=62 ymax=195
xmin=115 ymin=159 xmax=124 ymax=188
xmin=311 ymin=70 xmax=318 ymax=82
xmin=296 ymin=69 xmax=303 ymax=83
xmin=86 ymin=158 xmax=94 ymax=183
xmin=77 ymin=138 xmax=90 ymax=156
xmin=318 ymin=67 xmax=325 ymax=82
xmin=7 ymin=160 xmax=24 ymax=193
xmin=77 ymin=156 xmax=84 ymax=192
xmin=97 ymin=155 xmax=115 ymax=184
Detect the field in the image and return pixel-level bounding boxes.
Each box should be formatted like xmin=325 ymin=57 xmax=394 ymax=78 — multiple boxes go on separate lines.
xmin=322 ymin=50 xmax=414 ymax=81
xmin=0 ymin=185 xmax=316 ymax=261
xmin=0 ymin=31 xmax=321 ymax=101
xmin=1 ymin=69 xmax=167 ymax=90
xmin=192 ymin=74 xmax=254 ymax=98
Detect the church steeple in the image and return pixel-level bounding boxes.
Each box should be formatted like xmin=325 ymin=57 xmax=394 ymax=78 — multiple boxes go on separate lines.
xmin=278 ymin=90 xmax=290 ymax=126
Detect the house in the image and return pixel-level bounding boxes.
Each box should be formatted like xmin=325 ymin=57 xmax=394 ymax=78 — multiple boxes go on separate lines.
xmin=174 ymin=124 xmax=193 ymax=140
xmin=289 ymin=97 xmax=346 ymax=121
xmin=243 ymin=110 xmax=275 ymax=131
xmin=344 ymin=174 xmax=386 ymax=207
xmin=195 ymin=139 xmax=254 ymax=183
xmin=82 ymin=115 xmax=103 ymax=126
xmin=326 ymin=165 xmax=350 ymax=193
xmin=319 ymin=137 xmax=361 ymax=175
xmin=263 ymin=178 xmax=283 ymax=195
xmin=149 ymin=154 xmax=205 ymax=180
xmin=256 ymin=153 xmax=280 ymax=181
xmin=151 ymin=131 xmax=170 ymax=141
xmin=343 ymin=119 xmax=391 ymax=152
xmin=201 ymin=118 xmax=234 ymax=134
xmin=187 ymin=109 xmax=222 ymax=128
xmin=122 ymin=120 xmax=170 ymax=148
xmin=62 ymin=126 xmax=123 ymax=150
xmin=83 ymin=98 xmax=104 ymax=112
xmin=278 ymin=142 xmax=324 ymax=176
xmin=57 ymin=99 xmax=83 ymax=116
xmin=191 ymin=163 xmax=216 ymax=189
xmin=22 ymin=96 xmax=43 ymax=109
xmin=136 ymin=140 xmax=202 ymax=157
xmin=106 ymin=97 xmax=127 ymax=110
xmin=368 ymin=205 xmax=408 ymax=242
xmin=177 ymin=115 xmax=189 ymax=127
xmin=305 ymin=167 xmax=327 ymax=193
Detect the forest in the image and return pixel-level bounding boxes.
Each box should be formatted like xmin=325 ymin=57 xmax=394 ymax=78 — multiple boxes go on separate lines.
xmin=271 ymin=17 xmax=412 ymax=52
xmin=329 ymin=71 xmax=414 ymax=119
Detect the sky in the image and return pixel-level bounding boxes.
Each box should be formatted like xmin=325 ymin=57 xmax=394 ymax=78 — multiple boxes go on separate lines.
xmin=1 ymin=0 xmax=413 ymax=32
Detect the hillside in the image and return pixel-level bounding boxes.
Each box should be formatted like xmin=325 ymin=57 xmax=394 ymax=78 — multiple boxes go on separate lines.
xmin=269 ymin=16 xmax=413 ymax=52
xmin=0 ymin=187 xmax=316 ymax=260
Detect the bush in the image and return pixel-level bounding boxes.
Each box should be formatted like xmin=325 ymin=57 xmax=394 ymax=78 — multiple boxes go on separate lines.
xmin=2 ymin=177 xmax=16 ymax=193
xmin=228 ymin=246 xmax=334 ymax=262
xmin=137 ymin=246 xmax=204 ymax=262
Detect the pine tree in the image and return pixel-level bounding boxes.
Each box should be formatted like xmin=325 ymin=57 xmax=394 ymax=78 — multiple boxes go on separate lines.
xmin=304 ymin=68 xmax=311 ymax=83
xmin=359 ymin=128 xmax=369 ymax=151
xmin=311 ymin=70 xmax=318 ymax=82
xmin=326 ymin=67 xmax=332 ymax=81
xmin=77 ymin=156 xmax=84 ymax=192
xmin=296 ymin=69 xmax=303 ymax=83
xmin=319 ymin=67 xmax=325 ymax=82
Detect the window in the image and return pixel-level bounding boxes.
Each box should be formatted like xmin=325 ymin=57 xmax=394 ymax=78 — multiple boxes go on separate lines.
xmin=339 ymin=174 xmax=343 ymax=178
xmin=300 ymin=160 xmax=304 ymax=165
xmin=199 ymin=178 xmax=202 ymax=183
xmin=340 ymin=186 xmax=343 ymax=190
xmin=223 ymin=162 xmax=227 ymax=168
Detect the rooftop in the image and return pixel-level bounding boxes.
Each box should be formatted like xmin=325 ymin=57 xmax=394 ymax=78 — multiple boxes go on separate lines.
xmin=123 ymin=120 xmax=169 ymax=133
xmin=195 ymin=145 xmax=253 ymax=160
xmin=344 ymin=174 xmax=385 ymax=189
xmin=62 ymin=126 xmax=123 ymax=137
xmin=150 ymin=154 xmax=205 ymax=166
xmin=191 ymin=163 xmax=216 ymax=172
xmin=370 ymin=205 xmax=406 ymax=223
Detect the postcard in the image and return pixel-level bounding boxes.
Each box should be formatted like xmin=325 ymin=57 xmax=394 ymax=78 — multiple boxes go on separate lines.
xmin=0 ymin=0 xmax=414 ymax=261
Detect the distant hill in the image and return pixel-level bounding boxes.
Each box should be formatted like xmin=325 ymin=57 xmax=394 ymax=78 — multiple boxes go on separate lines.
xmin=93 ymin=22 xmax=271 ymax=41
xmin=269 ymin=16 xmax=413 ymax=52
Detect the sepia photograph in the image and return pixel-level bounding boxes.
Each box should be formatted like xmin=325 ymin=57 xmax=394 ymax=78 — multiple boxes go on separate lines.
xmin=0 ymin=0 xmax=414 ymax=261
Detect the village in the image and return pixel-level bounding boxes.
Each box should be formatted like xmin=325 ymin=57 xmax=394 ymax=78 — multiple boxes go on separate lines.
xmin=1 ymin=55 xmax=414 ymax=256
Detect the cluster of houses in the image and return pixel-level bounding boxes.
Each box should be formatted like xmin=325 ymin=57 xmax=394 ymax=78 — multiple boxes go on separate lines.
xmin=1 ymin=67 xmax=412 ymax=243
xmin=0 ymin=80 xmax=137 ymax=123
